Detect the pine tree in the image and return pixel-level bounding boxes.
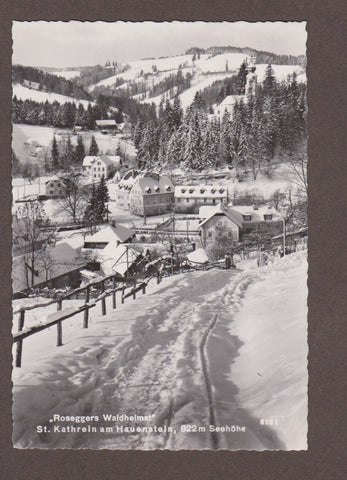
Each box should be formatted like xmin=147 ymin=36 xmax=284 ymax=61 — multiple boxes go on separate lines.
xmin=89 ymin=135 xmax=99 ymax=156
xmin=74 ymin=135 xmax=85 ymax=164
xmin=51 ymin=135 xmax=59 ymax=171
xmin=237 ymin=61 xmax=248 ymax=94
xmin=263 ymin=64 xmax=277 ymax=96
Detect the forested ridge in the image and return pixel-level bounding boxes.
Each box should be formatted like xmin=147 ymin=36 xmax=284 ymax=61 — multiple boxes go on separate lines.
xmin=12 ymin=65 xmax=92 ymax=101
xmin=134 ymin=65 xmax=307 ymax=178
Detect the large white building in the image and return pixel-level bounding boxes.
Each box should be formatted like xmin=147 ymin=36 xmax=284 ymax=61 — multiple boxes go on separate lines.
xmin=82 ymin=155 xmax=121 ymax=181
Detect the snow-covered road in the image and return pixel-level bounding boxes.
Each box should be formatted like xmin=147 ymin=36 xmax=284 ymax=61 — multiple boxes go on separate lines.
xmin=12 ymin=252 xmax=307 ymax=450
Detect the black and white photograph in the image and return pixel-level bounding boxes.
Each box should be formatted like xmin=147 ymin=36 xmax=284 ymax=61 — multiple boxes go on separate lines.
xmin=11 ymin=21 xmax=308 ymax=450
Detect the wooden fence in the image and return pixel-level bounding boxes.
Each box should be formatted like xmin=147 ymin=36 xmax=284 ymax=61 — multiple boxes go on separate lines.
xmin=13 ymin=271 xmax=162 ymax=368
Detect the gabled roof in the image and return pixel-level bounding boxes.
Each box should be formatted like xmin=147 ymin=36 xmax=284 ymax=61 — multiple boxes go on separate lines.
xmin=99 ymin=243 xmax=142 ymax=275
xmin=95 ymin=119 xmax=117 ymax=127
xmin=45 ymin=175 xmax=66 ymax=186
xmin=199 ymin=203 xmax=243 ymax=229
xmin=98 ymin=155 xmax=120 ymax=167
xmin=84 ymin=224 xmax=135 ymax=245
xmin=83 ymin=155 xmax=98 ymax=167
xmin=133 ymin=174 xmax=174 ymax=195
xmin=229 ymin=205 xmax=282 ymax=223
xmin=220 ymin=95 xmax=245 ymax=107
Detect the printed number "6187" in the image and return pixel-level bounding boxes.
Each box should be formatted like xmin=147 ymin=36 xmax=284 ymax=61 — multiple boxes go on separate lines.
xmin=260 ymin=418 xmax=279 ymax=426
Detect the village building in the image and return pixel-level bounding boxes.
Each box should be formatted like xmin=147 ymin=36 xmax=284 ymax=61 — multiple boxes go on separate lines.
xmin=95 ymin=119 xmax=117 ymax=133
xmin=83 ymin=155 xmax=121 ymax=180
xmin=175 ymin=185 xmax=229 ymax=213
xmin=114 ymin=169 xmax=142 ymax=209
xmin=83 ymin=223 xmax=135 ymax=250
xmin=98 ymin=242 xmax=143 ymax=277
xmin=82 ymin=156 xmax=98 ymax=174
xmin=23 ymin=79 xmax=45 ymax=91
xmin=215 ymin=57 xmax=258 ymax=121
xmin=117 ymin=122 xmax=132 ymax=137
xmin=128 ymin=172 xmax=175 ymax=217
xmin=199 ymin=203 xmax=283 ymax=245
xmin=45 ymin=176 xmax=66 ymax=198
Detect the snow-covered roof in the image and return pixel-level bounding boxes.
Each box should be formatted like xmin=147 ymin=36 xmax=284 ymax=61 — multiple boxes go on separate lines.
xmin=186 ymin=248 xmax=209 ymax=264
xmin=84 ymin=224 xmax=135 ymax=245
xmin=219 ymin=95 xmax=245 ymax=107
xmin=56 ymin=237 xmax=84 ymax=251
xmin=132 ymin=174 xmax=174 ymax=195
xmin=229 ymin=205 xmax=282 ymax=223
xmin=45 ymin=175 xmax=66 ymax=186
xmin=199 ymin=203 xmax=243 ymax=229
xmin=99 ymin=243 xmax=141 ymax=275
xmin=175 ymin=185 xmax=228 ymax=198
xmin=95 ymin=119 xmax=117 ymax=127
xmin=83 ymin=155 xmax=98 ymax=167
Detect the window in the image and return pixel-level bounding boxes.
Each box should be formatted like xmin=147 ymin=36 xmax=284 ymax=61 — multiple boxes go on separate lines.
xmin=186 ymin=198 xmax=189 ymax=202
xmin=177 ymin=198 xmax=181 ymax=203
xmin=243 ymin=215 xmax=252 ymax=221
xmin=264 ymin=214 xmax=272 ymax=221
xmin=228 ymin=232 xmax=232 ymax=238
xmin=208 ymin=231 xmax=212 ymax=237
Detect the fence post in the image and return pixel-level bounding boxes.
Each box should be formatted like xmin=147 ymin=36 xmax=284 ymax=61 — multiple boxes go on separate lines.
xmin=112 ymin=278 xmax=116 ymax=309
xmin=57 ymin=298 xmax=63 ymax=346
xmin=15 ymin=309 xmax=25 ymax=368
xmin=157 ymin=271 xmax=160 ymax=284
xmin=101 ymin=280 xmax=106 ymax=315
xmin=121 ymin=286 xmax=125 ymax=303
xmin=83 ymin=285 xmax=90 ymax=328
xmin=133 ymin=280 xmax=136 ymax=300
xmin=142 ymin=282 xmax=146 ymax=295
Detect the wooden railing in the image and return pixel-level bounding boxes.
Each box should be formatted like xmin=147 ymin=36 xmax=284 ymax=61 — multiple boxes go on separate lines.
xmin=13 ymin=271 xmax=162 ymax=368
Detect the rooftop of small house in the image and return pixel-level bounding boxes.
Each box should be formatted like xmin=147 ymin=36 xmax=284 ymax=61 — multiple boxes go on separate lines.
xmin=199 ymin=203 xmax=282 ymax=229
xmin=83 ymin=224 xmax=135 ymax=246
xmin=95 ymin=119 xmax=117 ymax=127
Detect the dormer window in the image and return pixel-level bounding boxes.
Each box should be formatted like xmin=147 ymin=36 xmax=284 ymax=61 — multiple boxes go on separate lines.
xmin=211 ymin=189 xmax=216 ymax=194
xmin=146 ymin=187 xmax=152 ymax=194
xmin=243 ymin=214 xmax=252 ymax=221
xmin=189 ymin=188 xmax=194 ymax=194
xmin=264 ymin=214 xmax=272 ymax=221
xmin=181 ymin=188 xmax=186 ymax=193
xmin=166 ymin=186 xmax=171 ymax=191
xmin=155 ymin=186 xmax=160 ymax=193
xmin=219 ymin=188 xmax=224 ymax=194
xmin=200 ymin=188 xmax=205 ymax=194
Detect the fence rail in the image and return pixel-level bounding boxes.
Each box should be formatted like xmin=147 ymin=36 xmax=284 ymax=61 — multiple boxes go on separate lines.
xmin=13 ymin=271 xmax=161 ymax=368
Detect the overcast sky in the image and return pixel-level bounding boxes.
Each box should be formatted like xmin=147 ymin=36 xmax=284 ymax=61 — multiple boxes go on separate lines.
xmin=12 ymin=21 xmax=306 ymax=68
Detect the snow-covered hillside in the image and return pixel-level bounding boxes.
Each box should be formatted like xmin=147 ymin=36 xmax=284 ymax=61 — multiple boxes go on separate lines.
xmin=89 ymin=51 xmax=305 ymax=111
xmin=52 ymin=70 xmax=81 ymax=80
xmin=12 ymin=251 xmax=307 ymax=450
xmin=13 ymin=84 xmax=94 ymax=108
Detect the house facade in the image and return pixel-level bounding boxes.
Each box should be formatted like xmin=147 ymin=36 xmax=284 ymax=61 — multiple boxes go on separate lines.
xmin=114 ymin=169 xmax=142 ymax=209
xmin=95 ymin=119 xmax=117 ymax=133
xmin=175 ymin=185 xmax=229 ymax=213
xmin=45 ymin=176 xmax=65 ymax=198
xmin=128 ymin=173 xmax=174 ymax=217
xmin=199 ymin=203 xmax=283 ymax=245
xmin=83 ymin=155 xmax=121 ymax=181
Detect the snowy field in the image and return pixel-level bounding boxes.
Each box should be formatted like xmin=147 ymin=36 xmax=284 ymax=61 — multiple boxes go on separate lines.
xmin=12 ymin=251 xmax=307 ymax=450
xmin=13 ymin=84 xmax=95 ymax=108
xmin=51 ymin=70 xmax=81 ymax=80
xmin=12 ymin=123 xmax=136 ymax=174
